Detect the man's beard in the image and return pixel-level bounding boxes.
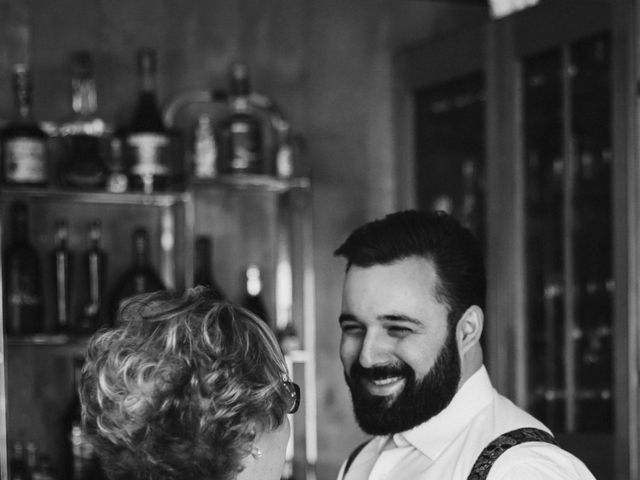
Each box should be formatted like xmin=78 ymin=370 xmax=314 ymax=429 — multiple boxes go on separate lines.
xmin=344 ymin=324 xmax=461 ymax=435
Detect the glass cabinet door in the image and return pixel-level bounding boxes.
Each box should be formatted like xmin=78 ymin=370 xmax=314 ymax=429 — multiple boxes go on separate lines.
xmin=523 ymin=30 xmax=613 ymax=474
xmin=414 ymin=72 xmax=486 ymax=245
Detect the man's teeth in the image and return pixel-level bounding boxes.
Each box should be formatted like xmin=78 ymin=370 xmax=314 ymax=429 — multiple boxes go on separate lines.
xmin=372 ymin=376 xmax=402 ymax=386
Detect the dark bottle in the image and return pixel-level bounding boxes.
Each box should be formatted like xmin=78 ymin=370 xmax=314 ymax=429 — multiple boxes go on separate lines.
xmin=3 ymin=201 xmax=43 ymax=335
xmin=65 ymin=356 xmax=102 ymax=480
xmin=241 ymin=264 xmax=271 ymax=328
xmin=77 ymin=221 xmax=108 ymax=333
xmin=58 ymin=50 xmax=110 ymax=189
xmin=216 ymin=63 xmax=264 ymax=175
xmin=127 ymin=48 xmax=170 ymax=193
xmin=193 ymin=235 xmax=225 ymax=300
xmin=1 ymin=64 xmax=48 ymax=186
xmin=110 ymin=227 xmax=165 ymax=318
xmin=9 ymin=441 xmax=28 ymax=480
xmin=52 ymin=219 xmax=74 ymax=333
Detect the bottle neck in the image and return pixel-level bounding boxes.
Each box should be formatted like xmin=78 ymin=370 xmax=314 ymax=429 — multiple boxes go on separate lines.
xmin=12 ymin=217 xmax=28 ymax=243
xmin=55 ymin=224 xmax=69 ymax=249
xmin=10 ymin=204 xmax=29 ymax=242
xmin=132 ymin=231 xmax=151 ymax=267
xmin=13 ymin=74 xmax=34 ymax=122
xmin=71 ymin=77 xmax=98 ymax=116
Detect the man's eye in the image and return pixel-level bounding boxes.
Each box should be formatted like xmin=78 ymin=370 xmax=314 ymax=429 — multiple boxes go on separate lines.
xmin=340 ymin=323 xmax=364 ymax=335
xmin=387 ymin=326 xmax=412 ymax=336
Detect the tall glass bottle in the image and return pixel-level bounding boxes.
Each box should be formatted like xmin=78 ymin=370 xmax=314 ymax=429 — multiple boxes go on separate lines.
xmin=127 ymin=48 xmax=170 ymax=193
xmin=77 ymin=220 xmax=108 ymax=333
xmin=193 ymin=235 xmax=225 ymax=300
xmin=110 ymin=227 xmax=165 ymax=318
xmin=58 ymin=50 xmax=110 ymax=189
xmin=216 ymin=63 xmax=264 ymax=175
xmin=3 ymin=201 xmax=43 ymax=334
xmin=52 ymin=219 xmax=73 ymax=333
xmin=1 ymin=64 xmax=48 ymax=186
xmin=241 ymin=264 xmax=271 ymax=328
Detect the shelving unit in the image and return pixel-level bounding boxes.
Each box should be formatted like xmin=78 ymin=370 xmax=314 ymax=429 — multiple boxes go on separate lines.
xmin=0 ymin=176 xmax=317 ymax=480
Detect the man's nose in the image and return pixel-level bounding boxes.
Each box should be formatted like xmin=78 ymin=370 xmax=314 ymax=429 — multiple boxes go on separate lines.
xmin=358 ymin=330 xmax=391 ymax=368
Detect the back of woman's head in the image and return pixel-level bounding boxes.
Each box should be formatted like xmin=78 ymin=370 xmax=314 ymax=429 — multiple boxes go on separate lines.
xmin=80 ymin=287 xmax=291 ymax=480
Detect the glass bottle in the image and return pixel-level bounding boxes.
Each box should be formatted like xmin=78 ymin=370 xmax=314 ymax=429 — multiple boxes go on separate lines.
xmin=105 ymin=128 xmax=129 ymax=193
xmin=216 ymin=63 xmax=264 ymax=175
xmin=58 ymin=50 xmax=110 ymax=189
xmin=193 ymin=235 xmax=225 ymax=300
xmin=77 ymin=221 xmax=108 ymax=333
xmin=241 ymin=264 xmax=271 ymax=328
xmin=127 ymin=48 xmax=170 ymax=193
xmin=3 ymin=200 xmax=43 ymax=335
xmin=1 ymin=64 xmax=48 ymax=186
xmin=110 ymin=227 xmax=165 ymax=318
xmin=65 ymin=356 xmax=102 ymax=480
xmin=51 ymin=219 xmax=73 ymax=333
xmin=192 ymin=113 xmax=218 ymax=180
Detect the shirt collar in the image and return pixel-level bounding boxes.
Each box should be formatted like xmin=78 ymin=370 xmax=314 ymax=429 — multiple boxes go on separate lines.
xmin=391 ymin=365 xmax=494 ymax=459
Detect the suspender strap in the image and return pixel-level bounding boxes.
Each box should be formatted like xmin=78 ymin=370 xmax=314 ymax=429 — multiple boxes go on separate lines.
xmin=342 ymin=439 xmax=371 ymax=478
xmin=467 ymin=427 xmax=558 ymax=480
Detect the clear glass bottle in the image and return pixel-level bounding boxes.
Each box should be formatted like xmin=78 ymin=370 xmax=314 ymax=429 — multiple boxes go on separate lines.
xmin=52 ymin=219 xmax=73 ymax=333
xmin=77 ymin=220 xmax=108 ymax=333
xmin=191 ymin=113 xmax=218 ymax=179
xmin=110 ymin=227 xmax=165 ymax=318
xmin=3 ymin=200 xmax=43 ymax=335
xmin=1 ymin=64 xmax=48 ymax=186
xmin=216 ymin=63 xmax=264 ymax=175
xmin=127 ymin=48 xmax=171 ymax=193
xmin=241 ymin=264 xmax=271 ymax=328
xmin=58 ymin=50 xmax=110 ymax=189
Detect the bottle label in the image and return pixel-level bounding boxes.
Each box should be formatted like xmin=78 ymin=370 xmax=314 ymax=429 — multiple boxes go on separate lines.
xmin=230 ymin=120 xmax=260 ymax=172
xmin=3 ymin=137 xmax=47 ymax=183
xmin=128 ymin=133 xmax=169 ymax=175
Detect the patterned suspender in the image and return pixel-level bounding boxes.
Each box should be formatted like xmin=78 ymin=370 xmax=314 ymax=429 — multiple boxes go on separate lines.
xmin=466 ymin=427 xmax=558 ymax=480
xmin=342 ymin=428 xmax=556 ymax=480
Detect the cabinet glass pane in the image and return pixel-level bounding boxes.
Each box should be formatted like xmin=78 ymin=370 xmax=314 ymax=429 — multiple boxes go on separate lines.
xmin=523 ymin=32 xmax=612 ymax=434
xmin=414 ymin=72 xmax=486 ymax=248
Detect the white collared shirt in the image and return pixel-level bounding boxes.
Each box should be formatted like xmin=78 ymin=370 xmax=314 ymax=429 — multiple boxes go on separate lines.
xmin=337 ymin=366 xmax=597 ymax=480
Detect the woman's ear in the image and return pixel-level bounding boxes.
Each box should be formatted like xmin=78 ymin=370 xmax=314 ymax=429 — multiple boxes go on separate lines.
xmin=457 ymin=305 xmax=484 ymax=355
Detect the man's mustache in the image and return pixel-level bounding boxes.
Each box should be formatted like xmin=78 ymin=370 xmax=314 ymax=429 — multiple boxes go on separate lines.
xmin=350 ymin=362 xmax=413 ymax=382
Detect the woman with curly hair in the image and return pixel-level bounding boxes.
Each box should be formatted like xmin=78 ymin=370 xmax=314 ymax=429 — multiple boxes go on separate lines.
xmin=80 ymin=286 xmax=300 ymax=480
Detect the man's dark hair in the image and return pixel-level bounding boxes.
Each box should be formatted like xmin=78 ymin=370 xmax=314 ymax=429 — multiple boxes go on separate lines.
xmin=334 ymin=209 xmax=486 ymax=325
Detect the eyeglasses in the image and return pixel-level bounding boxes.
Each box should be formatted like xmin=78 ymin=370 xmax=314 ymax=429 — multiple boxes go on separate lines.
xmin=283 ymin=381 xmax=301 ymax=414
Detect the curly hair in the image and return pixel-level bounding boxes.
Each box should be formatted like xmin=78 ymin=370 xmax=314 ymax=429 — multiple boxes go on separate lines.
xmin=80 ymin=287 xmax=292 ymax=480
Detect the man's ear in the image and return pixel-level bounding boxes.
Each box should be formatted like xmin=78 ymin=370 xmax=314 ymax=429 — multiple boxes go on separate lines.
xmin=457 ymin=305 xmax=484 ymax=355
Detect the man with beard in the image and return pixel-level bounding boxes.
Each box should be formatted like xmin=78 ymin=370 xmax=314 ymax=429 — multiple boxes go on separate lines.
xmin=334 ymin=210 xmax=596 ymax=480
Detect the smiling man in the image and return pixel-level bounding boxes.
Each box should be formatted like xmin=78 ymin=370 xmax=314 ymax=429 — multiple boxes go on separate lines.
xmin=334 ymin=210 xmax=597 ymax=480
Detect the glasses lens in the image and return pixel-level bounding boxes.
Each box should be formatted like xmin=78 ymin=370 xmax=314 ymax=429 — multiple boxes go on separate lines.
xmin=284 ymin=381 xmax=301 ymax=414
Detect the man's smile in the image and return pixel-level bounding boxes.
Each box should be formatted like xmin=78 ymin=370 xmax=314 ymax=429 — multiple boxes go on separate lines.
xmin=361 ymin=376 xmax=406 ymax=396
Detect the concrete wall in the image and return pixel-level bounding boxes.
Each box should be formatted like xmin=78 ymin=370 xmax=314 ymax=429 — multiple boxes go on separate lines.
xmin=0 ymin=1 xmax=487 ymax=478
